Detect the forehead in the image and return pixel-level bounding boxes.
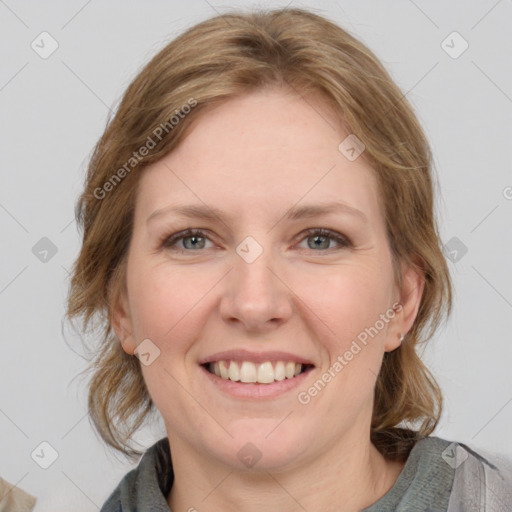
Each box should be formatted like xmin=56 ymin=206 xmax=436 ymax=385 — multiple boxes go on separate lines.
xmin=136 ymin=88 xmax=384 ymax=227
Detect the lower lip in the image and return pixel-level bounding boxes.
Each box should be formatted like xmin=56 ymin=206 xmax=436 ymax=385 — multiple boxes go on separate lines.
xmin=200 ymin=365 xmax=314 ymax=399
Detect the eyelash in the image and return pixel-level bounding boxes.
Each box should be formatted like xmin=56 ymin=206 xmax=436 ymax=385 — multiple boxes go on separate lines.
xmin=159 ymin=228 xmax=352 ymax=254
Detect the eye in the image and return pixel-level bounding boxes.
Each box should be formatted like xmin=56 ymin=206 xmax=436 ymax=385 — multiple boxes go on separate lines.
xmin=160 ymin=229 xmax=214 ymax=252
xmin=160 ymin=227 xmax=351 ymax=254
xmin=296 ymin=228 xmax=351 ymax=252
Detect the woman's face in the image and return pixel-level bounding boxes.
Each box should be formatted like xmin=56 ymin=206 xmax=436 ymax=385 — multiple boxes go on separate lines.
xmin=113 ymin=88 xmax=423 ymax=470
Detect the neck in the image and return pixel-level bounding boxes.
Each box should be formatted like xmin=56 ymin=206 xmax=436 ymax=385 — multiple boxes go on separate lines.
xmin=167 ymin=431 xmax=405 ymax=512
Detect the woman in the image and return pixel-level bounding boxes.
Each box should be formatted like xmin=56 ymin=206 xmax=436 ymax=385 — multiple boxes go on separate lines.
xmin=66 ymin=7 xmax=512 ymax=511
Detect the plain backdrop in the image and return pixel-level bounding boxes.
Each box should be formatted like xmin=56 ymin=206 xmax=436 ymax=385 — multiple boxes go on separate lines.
xmin=1 ymin=0 xmax=511 ymax=510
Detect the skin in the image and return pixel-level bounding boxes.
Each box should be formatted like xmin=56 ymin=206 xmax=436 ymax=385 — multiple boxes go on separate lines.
xmin=112 ymin=87 xmax=424 ymax=512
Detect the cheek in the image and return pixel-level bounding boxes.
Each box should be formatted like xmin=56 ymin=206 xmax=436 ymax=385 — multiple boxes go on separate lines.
xmin=294 ymin=269 xmax=394 ymax=404
xmin=127 ymin=261 xmax=213 ymax=347
xmin=300 ymin=264 xmax=393 ymax=340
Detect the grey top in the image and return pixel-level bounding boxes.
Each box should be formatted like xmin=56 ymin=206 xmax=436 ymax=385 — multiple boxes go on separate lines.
xmin=100 ymin=436 xmax=512 ymax=511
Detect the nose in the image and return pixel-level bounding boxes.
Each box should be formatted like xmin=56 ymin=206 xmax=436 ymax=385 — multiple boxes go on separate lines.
xmin=219 ymin=242 xmax=293 ymax=333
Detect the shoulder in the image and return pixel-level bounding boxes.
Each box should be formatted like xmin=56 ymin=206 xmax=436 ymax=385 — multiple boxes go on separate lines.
xmin=366 ymin=436 xmax=512 ymax=512
xmin=440 ymin=438 xmax=512 ymax=512
xmin=100 ymin=437 xmax=173 ymax=512
xmin=0 ymin=476 xmax=37 ymax=511
xmin=410 ymin=436 xmax=512 ymax=511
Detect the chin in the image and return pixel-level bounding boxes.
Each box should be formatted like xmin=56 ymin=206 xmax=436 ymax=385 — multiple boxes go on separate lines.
xmin=204 ymin=421 xmax=311 ymax=472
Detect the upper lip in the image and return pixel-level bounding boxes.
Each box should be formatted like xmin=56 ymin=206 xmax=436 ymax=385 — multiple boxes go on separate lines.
xmin=198 ymin=349 xmax=315 ymax=366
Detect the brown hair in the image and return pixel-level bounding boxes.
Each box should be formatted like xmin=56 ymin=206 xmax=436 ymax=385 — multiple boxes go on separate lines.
xmin=66 ymin=7 xmax=452 ymax=461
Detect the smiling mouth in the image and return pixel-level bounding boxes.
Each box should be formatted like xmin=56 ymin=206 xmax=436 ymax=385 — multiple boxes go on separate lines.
xmin=202 ymin=360 xmax=314 ymax=384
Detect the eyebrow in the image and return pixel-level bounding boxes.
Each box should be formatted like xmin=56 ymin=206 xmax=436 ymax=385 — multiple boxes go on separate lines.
xmin=146 ymin=200 xmax=368 ymax=225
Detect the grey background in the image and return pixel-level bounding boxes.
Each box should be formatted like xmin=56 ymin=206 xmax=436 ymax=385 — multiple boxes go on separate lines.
xmin=1 ymin=0 xmax=511 ymax=510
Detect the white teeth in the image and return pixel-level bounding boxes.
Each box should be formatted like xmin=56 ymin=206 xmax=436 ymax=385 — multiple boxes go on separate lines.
xmin=208 ymin=360 xmax=307 ymax=384
xmin=285 ymin=362 xmax=296 ymax=379
xmin=219 ymin=360 xmax=229 ymax=379
xmin=228 ymin=361 xmax=240 ymax=381
xmin=240 ymin=361 xmax=257 ymax=383
xmin=257 ymin=362 xmax=275 ymax=384
xmin=274 ymin=361 xmax=286 ymax=381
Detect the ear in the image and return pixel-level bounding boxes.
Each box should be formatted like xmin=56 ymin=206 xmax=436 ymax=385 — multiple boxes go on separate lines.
xmin=384 ymin=258 xmax=425 ymax=352
xmin=109 ymin=272 xmax=137 ymax=356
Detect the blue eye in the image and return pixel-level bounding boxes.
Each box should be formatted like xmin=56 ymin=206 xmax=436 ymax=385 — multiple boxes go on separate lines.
xmin=299 ymin=228 xmax=351 ymax=251
xmin=161 ymin=228 xmax=351 ymax=253
xmin=162 ymin=229 xmax=212 ymax=251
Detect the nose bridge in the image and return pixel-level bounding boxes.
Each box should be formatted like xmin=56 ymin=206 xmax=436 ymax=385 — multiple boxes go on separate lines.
xmin=220 ymin=235 xmax=292 ymax=329
xmin=236 ymin=242 xmax=274 ymax=293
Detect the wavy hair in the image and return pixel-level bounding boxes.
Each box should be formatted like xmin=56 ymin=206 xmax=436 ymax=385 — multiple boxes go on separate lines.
xmin=66 ymin=7 xmax=452 ymax=460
